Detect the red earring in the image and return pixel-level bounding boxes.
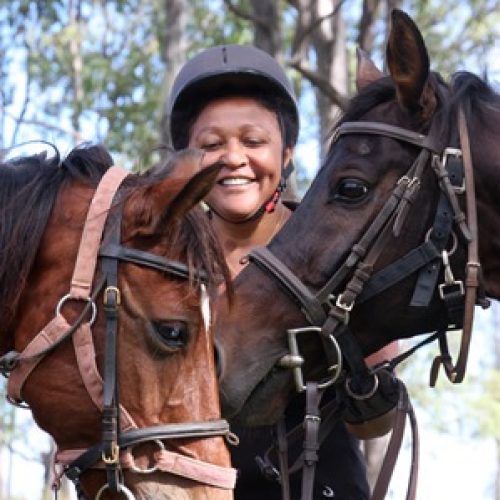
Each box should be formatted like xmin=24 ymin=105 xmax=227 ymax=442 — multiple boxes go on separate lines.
xmin=264 ymin=189 xmax=281 ymax=213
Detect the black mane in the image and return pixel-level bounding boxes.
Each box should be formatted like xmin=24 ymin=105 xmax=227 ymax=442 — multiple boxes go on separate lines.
xmin=327 ymin=70 xmax=499 ymax=156
xmin=449 ymin=71 xmax=500 ymax=130
xmin=0 ymin=144 xmax=113 ymax=346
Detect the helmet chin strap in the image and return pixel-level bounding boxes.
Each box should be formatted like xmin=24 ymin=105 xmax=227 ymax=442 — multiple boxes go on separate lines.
xmin=207 ymin=159 xmax=294 ymax=224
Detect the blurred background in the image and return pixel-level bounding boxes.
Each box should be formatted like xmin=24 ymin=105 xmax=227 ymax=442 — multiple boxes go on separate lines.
xmin=1 ymin=1 xmax=499 ymax=498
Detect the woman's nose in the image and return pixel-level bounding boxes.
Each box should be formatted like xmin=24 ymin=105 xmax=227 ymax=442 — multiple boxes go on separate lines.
xmin=220 ymin=140 xmax=247 ymax=168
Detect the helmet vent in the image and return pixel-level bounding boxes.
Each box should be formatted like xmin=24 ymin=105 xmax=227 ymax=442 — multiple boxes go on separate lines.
xmin=222 ymin=46 xmax=228 ymax=64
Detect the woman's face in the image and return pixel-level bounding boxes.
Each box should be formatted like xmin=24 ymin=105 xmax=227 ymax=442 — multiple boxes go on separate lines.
xmin=188 ymin=96 xmax=293 ymax=222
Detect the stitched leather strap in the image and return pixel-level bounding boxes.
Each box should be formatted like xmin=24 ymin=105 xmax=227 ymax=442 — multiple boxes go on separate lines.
xmin=334 ymin=122 xmax=441 ymax=153
xmin=70 ymin=166 xmax=129 ymax=299
xmin=249 ymin=246 xmax=327 ymax=325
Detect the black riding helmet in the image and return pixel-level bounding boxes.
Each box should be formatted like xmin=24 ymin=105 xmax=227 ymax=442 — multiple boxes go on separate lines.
xmin=167 ymin=45 xmax=299 ymax=219
xmin=167 ymin=44 xmax=299 ymax=151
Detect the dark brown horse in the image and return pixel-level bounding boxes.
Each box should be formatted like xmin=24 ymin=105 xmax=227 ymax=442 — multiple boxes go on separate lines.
xmin=0 ymin=145 xmax=236 ymax=499
xmin=216 ymin=10 xmax=500 ymax=427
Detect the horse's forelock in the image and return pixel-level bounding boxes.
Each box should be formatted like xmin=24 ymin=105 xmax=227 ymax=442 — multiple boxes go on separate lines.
xmin=175 ymin=207 xmax=231 ymax=298
xmin=342 ymin=77 xmax=396 ymax=123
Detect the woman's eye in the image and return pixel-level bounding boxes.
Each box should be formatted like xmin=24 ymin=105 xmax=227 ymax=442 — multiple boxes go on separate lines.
xmin=331 ymin=178 xmax=369 ymax=203
xmin=201 ymin=142 xmax=220 ymax=151
xmin=152 ymin=321 xmax=189 ymax=349
xmin=244 ymin=137 xmax=264 ymax=147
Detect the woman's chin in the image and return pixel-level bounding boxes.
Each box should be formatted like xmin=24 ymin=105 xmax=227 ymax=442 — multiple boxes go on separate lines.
xmin=206 ymin=193 xmax=268 ymax=221
xmin=211 ymin=205 xmax=263 ymax=222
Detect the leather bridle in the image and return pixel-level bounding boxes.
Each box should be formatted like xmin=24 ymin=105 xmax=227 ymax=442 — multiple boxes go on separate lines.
xmin=247 ymin=106 xmax=486 ymax=499
xmin=0 ymin=166 xmax=237 ymax=498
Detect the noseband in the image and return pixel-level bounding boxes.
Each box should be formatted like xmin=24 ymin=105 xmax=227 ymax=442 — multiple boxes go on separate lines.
xmin=247 ymin=106 xmax=486 ymax=500
xmin=0 ymin=167 xmax=237 ymax=498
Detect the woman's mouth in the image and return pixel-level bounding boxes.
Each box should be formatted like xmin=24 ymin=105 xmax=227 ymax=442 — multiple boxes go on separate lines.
xmin=218 ymin=177 xmax=253 ymax=186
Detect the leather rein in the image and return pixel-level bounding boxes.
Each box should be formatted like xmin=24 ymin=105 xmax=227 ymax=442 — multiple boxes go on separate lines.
xmin=0 ymin=167 xmax=237 ymax=498
xmin=247 ymin=106 xmax=486 ymax=500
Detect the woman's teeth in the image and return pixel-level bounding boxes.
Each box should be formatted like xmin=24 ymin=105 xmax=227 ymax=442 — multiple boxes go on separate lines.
xmin=220 ymin=177 xmax=252 ymax=186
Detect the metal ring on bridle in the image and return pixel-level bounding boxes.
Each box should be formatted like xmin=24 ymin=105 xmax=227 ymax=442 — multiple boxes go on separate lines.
xmin=345 ymin=373 xmax=379 ymax=400
xmin=316 ymin=334 xmax=343 ymax=390
xmin=95 ymin=482 xmax=136 ymax=500
xmin=425 ymin=228 xmax=458 ymax=255
xmin=128 ymin=439 xmax=165 ymax=474
xmin=55 ymin=294 xmax=97 ymax=325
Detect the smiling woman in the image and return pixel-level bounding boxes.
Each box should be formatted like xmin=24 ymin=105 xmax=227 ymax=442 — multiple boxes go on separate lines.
xmin=187 ymin=96 xmax=293 ymax=277
xmin=167 ymin=44 xmax=370 ymax=499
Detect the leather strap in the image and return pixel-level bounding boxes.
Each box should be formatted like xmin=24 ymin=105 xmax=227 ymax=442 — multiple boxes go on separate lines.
xmin=99 ymin=243 xmax=201 ymax=282
xmin=430 ymin=107 xmax=482 ymax=384
xmin=276 ymin=419 xmax=291 ymax=500
xmin=56 ymin=446 xmax=237 ymax=491
xmin=301 ymin=382 xmax=323 ymax=500
xmin=70 ymin=166 xmax=129 ymax=299
xmin=371 ymin=381 xmax=418 ymax=500
xmin=358 ymin=241 xmax=440 ymax=304
xmin=334 ymin=122 xmax=441 ymax=153
xmin=249 ymin=246 xmax=327 ymax=325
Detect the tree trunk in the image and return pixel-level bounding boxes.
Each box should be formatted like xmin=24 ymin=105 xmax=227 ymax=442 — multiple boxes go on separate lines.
xmin=248 ymin=0 xmax=299 ymax=201
xmin=68 ymin=0 xmax=83 ymax=138
xmin=309 ymin=0 xmax=347 ymax=156
xmin=159 ymin=0 xmax=190 ymax=149
xmin=250 ymin=0 xmax=281 ymax=57
xmin=357 ymin=0 xmax=381 ymax=54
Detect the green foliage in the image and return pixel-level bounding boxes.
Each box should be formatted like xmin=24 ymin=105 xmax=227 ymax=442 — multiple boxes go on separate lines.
xmin=402 ymin=0 xmax=500 ymax=78
xmin=470 ymin=369 xmax=500 ymax=439
xmin=1 ymin=0 xmax=498 ymax=169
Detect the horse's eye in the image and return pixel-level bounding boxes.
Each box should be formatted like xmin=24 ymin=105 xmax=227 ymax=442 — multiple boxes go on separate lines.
xmin=152 ymin=321 xmax=188 ymax=349
xmin=331 ymin=178 xmax=369 ymax=203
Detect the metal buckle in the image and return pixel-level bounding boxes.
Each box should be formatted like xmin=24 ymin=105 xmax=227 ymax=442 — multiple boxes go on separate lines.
xmin=438 ymin=281 xmax=465 ymax=300
xmin=335 ymin=293 xmax=354 ymax=312
xmin=281 ymin=327 xmax=342 ymax=393
xmin=103 ymin=286 xmax=121 ymax=307
xmin=438 ymin=250 xmax=464 ymax=299
xmin=102 ymin=441 xmax=120 ymax=465
xmin=304 ymin=414 xmax=321 ymax=424
xmin=442 ymin=147 xmax=465 ymax=194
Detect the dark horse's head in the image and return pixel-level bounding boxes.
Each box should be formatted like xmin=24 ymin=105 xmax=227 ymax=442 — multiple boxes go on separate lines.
xmin=216 ymin=9 xmax=500 ymax=426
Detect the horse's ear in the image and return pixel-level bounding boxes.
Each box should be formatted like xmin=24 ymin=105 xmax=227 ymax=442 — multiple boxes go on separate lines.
xmin=386 ymin=9 xmax=434 ymax=114
xmin=159 ymin=160 xmax=222 ymax=227
xmin=356 ymin=48 xmax=384 ymax=91
xmin=124 ymin=150 xmax=220 ymax=237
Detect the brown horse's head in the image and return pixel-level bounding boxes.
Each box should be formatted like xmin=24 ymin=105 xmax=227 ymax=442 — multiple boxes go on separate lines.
xmin=216 ymin=9 xmax=500 ymax=426
xmin=1 ymin=145 xmax=235 ymax=499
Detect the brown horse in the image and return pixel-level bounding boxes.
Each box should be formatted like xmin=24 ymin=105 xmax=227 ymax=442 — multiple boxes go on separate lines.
xmin=216 ymin=10 xmax=500 ymax=427
xmin=0 ymin=145 xmax=236 ymax=499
